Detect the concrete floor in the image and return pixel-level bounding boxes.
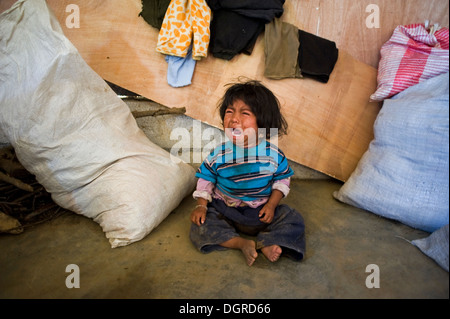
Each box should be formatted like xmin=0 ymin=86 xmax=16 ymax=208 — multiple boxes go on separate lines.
xmin=1 ymin=178 xmax=448 ymax=299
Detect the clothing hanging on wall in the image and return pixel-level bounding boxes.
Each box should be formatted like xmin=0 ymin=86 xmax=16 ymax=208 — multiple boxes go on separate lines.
xmin=139 ymin=0 xmax=171 ymax=30
xmin=207 ymin=0 xmax=285 ymax=60
xmin=297 ymin=29 xmax=339 ymax=83
xmin=264 ymin=18 xmax=302 ymax=79
xmin=146 ymin=0 xmax=211 ymax=87
xmin=157 ymin=0 xmax=211 ymax=60
xmin=264 ymin=19 xmax=338 ymax=83
xmin=165 ymin=44 xmax=197 ymax=87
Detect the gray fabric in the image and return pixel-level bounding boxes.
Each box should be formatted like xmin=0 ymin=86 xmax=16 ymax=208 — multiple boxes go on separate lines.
xmin=334 ymin=73 xmax=449 ymax=232
xmin=412 ymin=224 xmax=449 ymax=272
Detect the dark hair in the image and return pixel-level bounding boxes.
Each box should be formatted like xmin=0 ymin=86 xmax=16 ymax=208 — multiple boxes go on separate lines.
xmin=218 ymin=79 xmax=288 ymax=138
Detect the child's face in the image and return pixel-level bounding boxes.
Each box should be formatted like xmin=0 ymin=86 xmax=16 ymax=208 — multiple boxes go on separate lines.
xmin=223 ymin=99 xmax=259 ymax=148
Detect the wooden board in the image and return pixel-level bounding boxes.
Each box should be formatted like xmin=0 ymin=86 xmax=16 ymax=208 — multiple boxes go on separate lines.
xmin=1 ymin=1 xmax=448 ymax=70
xmin=282 ymin=0 xmax=449 ymax=68
xmin=1 ymin=0 xmax=383 ymax=181
xmin=4 ymin=0 xmax=446 ymax=180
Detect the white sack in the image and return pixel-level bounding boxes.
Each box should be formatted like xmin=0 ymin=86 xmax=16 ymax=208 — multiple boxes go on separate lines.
xmin=0 ymin=0 xmax=196 ymax=248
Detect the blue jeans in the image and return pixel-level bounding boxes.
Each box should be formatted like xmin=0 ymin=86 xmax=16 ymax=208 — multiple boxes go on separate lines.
xmin=189 ymin=198 xmax=306 ymax=261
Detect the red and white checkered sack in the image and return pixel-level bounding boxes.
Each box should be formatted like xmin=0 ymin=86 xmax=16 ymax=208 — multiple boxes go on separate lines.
xmin=370 ymin=23 xmax=449 ymax=102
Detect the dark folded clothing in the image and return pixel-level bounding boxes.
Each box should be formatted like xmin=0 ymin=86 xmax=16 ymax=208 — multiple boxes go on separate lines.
xmin=297 ymin=29 xmax=339 ymax=83
xmin=207 ymin=0 xmax=285 ymax=60
xmin=209 ymin=10 xmax=264 ymax=60
xmin=139 ymin=0 xmax=171 ymax=30
xmin=207 ymin=0 xmax=285 ymax=22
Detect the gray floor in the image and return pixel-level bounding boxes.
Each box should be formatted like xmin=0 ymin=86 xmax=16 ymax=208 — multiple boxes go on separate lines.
xmin=1 ymin=178 xmax=448 ymax=299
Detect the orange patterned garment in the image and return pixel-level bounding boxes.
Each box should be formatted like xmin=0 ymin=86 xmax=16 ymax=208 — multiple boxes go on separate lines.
xmin=156 ymin=0 xmax=211 ymax=60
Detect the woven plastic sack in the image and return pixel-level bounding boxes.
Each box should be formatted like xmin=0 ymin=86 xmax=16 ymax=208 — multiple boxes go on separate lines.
xmin=335 ymin=73 xmax=449 ymax=233
xmin=370 ymin=23 xmax=449 ymax=102
xmin=412 ymin=224 xmax=449 ymax=272
xmin=0 ymin=0 xmax=196 ymax=248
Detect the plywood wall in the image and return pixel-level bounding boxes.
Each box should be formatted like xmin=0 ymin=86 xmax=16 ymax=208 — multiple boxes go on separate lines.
xmin=282 ymin=0 xmax=449 ymax=68
xmin=1 ymin=0 xmax=448 ymax=68
xmin=1 ymin=0 xmax=448 ymax=181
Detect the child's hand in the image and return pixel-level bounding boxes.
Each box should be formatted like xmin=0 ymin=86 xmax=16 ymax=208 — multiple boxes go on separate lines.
xmin=191 ymin=205 xmax=207 ymax=226
xmin=259 ymin=203 xmax=275 ymax=224
xmin=259 ymin=190 xmax=283 ymax=224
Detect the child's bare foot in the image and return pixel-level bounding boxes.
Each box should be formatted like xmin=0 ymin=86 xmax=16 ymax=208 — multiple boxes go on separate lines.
xmin=261 ymin=245 xmax=282 ymax=262
xmin=220 ymin=237 xmax=258 ymax=266
xmin=241 ymin=240 xmax=258 ymax=266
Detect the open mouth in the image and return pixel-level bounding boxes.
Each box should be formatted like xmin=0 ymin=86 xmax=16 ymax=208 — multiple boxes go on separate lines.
xmin=231 ymin=128 xmax=243 ymax=137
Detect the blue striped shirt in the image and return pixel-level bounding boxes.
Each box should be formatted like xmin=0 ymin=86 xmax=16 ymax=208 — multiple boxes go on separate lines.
xmin=196 ymin=140 xmax=294 ymax=202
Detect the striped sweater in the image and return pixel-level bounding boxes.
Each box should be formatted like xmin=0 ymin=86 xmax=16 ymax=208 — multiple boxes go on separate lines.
xmin=195 ymin=140 xmax=294 ymax=202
